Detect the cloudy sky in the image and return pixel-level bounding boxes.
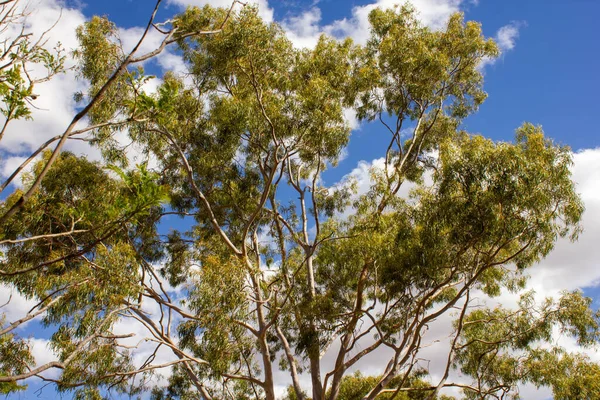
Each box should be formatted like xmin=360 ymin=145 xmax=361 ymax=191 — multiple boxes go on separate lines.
xmin=1 ymin=0 xmax=599 ymax=399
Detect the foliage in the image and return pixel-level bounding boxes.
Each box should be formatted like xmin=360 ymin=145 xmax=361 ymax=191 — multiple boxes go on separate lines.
xmin=0 ymin=2 xmax=598 ymax=400
xmin=0 ymin=152 xmax=166 ymax=397
xmin=0 ymin=319 xmax=33 ymax=394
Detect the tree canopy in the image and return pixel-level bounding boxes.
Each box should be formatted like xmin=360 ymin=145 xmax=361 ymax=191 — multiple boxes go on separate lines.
xmin=0 ymin=1 xmax=598 ymax=399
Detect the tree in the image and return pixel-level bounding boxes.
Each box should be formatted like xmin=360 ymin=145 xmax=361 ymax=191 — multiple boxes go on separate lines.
xmin=1 ymin=2 xmax=598 ymax=400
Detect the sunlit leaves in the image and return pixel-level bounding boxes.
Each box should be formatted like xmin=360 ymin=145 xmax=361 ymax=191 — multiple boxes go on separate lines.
xmin=0 ymin=325 xmax=33 ymax=394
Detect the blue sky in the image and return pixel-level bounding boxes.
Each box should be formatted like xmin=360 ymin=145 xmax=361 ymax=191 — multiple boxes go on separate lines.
xmin=2 ymin=0 xmax=600 ymax=399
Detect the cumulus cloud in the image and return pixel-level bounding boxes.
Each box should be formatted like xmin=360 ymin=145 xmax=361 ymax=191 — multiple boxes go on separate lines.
xmin=495 ymin=22 xmax=521 ymax=52
xmin=28 ymin=338 xmax=62 ymax=380
xmin=0 ymin=156 xmax=28 ymax=183
xmin=167 ymin=0 xmax=464 ymax=49
xmin=0 ymin=1 xmax=170 ymax=384
xmin=281 ymin=6 xmax=323 ymax=49
xmin=118 ymin=25 xmax=166 ymax=58
xmin=342 ymin=107 xmax=360 ymax=132
xmin=0 ymin=288 xmax=38 ymax=325
xmin=118 ymin=25 xmax=188 ymax=81
xmin=479 ymin=21 xmax=524 ymax=70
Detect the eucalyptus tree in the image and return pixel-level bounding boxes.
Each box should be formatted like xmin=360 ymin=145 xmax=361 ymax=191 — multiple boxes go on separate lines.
xmin=1 ymin=2 xmax=598 ymax=400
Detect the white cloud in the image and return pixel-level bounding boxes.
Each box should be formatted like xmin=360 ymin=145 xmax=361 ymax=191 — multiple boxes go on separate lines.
xmin=479 ymin=21 xmax=523 ymax=70
xmin=29 ymin=338 xmax=61 ymax=380
xmin=141 ymin=76 xmax=163 ymax=95
xmin=343 ymin=107 xmax=360 ymax=131
xmin=335 ymin=153 xmax=433 ymax=201
xmin=168 ymin=0 xmax=464 ymax=49
xmin=0 ymin=287 xmax=38 ymax=325
xmin=118 ymin=25 xmax=189 ymax=81
xmin=281 ymin=7 xmax=322 ymax=48
xmin=156 ymin=51 xmax=188 ymax=76
xmin=339 ymin=157 xmax=384 ymax=194
xmin=496 ymin=22 xmax=521 ymax=52
xmin=118 ymin=25 xmax=166 ymax=58
xmin=0 ymin=0 xmax=518 ymax=174
xmin=0 ymin=156 xmax=29 ymax=187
